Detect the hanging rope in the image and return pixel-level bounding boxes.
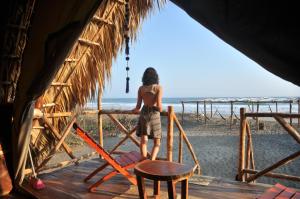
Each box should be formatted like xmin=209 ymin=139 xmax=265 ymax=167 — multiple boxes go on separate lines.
xmin=124 ymin=0 xmax=130 ymax=93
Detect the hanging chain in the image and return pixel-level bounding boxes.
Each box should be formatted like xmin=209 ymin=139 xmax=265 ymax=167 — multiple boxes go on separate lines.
xmin=124 ymin=0 xmax=130 ymax=93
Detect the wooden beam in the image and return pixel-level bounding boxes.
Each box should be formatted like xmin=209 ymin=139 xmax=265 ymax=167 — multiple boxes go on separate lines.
xmin=43 ymin=117 xmax=76 ymax=160
xmin=274 ymin=115 xmax=300 ymax=144
xmin=167 ymin=106 xmax=174 ymax=162
xmin=243 ymin=169 xmax=300 ymax=182
xmin=44 ymin=112 xmax=72 ymax=118
xmin=92 ymin=16 xmax=113 ymax=25
xmin=238 ymin=108 xmax=246 ymax=181
xmin=64 ymin=58 xmax=78 ymax=63
xmin=246 ymin=150 xmax=300 ymax=182
xmin=173 ymin=114 xmax=201 ymax=174
xmin=245 ymin=112 xmax=300 ymax=118
xmin=51 ymin=82 xmax=72 ymax=87
xmin=37 ymin=116 xmax=77 ymax=171
xmin=78 ymin=38 xmax=100 ymax=47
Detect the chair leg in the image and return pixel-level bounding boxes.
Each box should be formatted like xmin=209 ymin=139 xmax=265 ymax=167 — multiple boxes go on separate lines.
xmin=84 ymin=162 xmax=109 ymax=182
xmin=88 ymin=170 xmax=118 ymax=192
xmin=153 ymin=180 xmax=160 ymax=199
xmin=167 ymin=180 xmax=176 ymax=199
xmin=181 ymin=179 xmax=188 ymax=199
xmin=137 ymin=175 xmax=147 ymax=199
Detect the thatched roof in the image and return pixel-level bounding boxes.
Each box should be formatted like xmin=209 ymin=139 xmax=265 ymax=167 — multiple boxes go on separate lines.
xmin=43 ymin=0 xmax=165 ymax=114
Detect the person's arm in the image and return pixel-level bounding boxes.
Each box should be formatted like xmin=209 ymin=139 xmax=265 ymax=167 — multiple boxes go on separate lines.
xmin=156 ymin=86 xmax=163 ymax=112
xmin=132 ymin=87 xmax=142 ymax=113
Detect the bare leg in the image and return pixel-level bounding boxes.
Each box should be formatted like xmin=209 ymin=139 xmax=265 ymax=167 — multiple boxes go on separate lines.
xmin=140 ymin=135 xmax=148 ymax=158
xmin=151 ymin=138 xmax=161 ymax=160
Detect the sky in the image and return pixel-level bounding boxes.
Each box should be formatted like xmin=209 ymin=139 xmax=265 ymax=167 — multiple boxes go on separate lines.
xmin=102 ymin=2 xmax=300 ymax=98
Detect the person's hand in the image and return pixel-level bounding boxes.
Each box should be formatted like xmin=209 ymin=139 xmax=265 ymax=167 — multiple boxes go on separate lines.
xmin=132 ymin=108 xmax=140 ymax=114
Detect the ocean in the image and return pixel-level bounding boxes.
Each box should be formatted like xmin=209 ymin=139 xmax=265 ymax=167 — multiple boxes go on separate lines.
xmin=85 ymin=97 xmax=300 ymax=115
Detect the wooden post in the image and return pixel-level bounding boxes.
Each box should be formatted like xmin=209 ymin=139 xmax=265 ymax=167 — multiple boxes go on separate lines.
xmin=210 ymin=102 xmax=213 ymax=118
xmin=238 ymin=108 xmax=246 ymax=181
xmin=98 ymin=88 xmax=103 ymax=158
xmin=181 ymin=102 xmax=184 ymax=124
xmin=178 ymin=129 xmax=183 ymax=163
xmin=167 ymin=106 xmax=174 ymax=162
xmin=204 ymin=101 xmax=207 ymax=125
xmin=276 ymin=102 xmax=278 ymax=112
xmin=196 ymin=102 xmax=199 ymax=121
xmin=289 ymin=100 xmax=292 ymax=125
xmin=230 ymin=101 xmax=233 ymax=129
xmin=256 ymin=103 xmax=259 ymax=131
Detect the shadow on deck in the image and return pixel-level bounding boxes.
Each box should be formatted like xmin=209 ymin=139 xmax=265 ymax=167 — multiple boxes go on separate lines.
xmin=22 ymin=158 xmax=272 ymax=199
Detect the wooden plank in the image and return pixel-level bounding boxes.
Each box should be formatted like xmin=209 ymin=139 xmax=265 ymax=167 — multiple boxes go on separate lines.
xmin=292 ymin=192 xmax=300 ymax=199
xmin=23 ymin=158 xmax=280 ymax=199
xmin=257 ymin=183 xmax=286 ymax=199
xmin=276 ymin=187 xmax=297 ymax=199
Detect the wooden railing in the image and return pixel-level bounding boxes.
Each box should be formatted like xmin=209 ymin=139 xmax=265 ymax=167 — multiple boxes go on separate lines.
xmin=28 ymin=106 xmax=200 ymax=175
xmin=181 ymin=99 xmax=300 ymax=129
xmin=85 ymin=106 xmax=201 ymax=174
xmin=237 ymin=108 xmax=300 ymax=183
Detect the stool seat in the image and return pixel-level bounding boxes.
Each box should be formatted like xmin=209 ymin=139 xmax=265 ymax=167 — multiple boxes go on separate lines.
xmin=134 ymin=160 xmax=194 ymax=199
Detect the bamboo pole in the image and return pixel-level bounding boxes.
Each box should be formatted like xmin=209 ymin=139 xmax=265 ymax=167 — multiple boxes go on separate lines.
xmin=98 ymin=88 xmax=103 ymax=158
xmin=243 ymin=169 xmax=300 ymax=182
xmin=37 ymin=116 xmax=77 ymax=171
xmin=246 ymin=123 xmax=255 ymax=170
xmin=210 ymin=102 xmax=213 ymax=118
xmin=289 ymin=100 xmax=292 ymax=125
xmin=245 ymin=112 xmax=300 ymax=118
xmin=107 ymin=114 xmax=140 ymax=147
xmin=246 ymin=150 xmax=300 ymax=182
xmin=178 ymin=129 xmax=183 ymax=164
xmin=204 ymin=101 xmax=207 ymax=125
xmin=256 ymin=103 xmax=259 ymax=131
xmin=167 ymin=106 xmax=174 ymax=161
xmin=173 ymin=115 xmax=201 ymax=174
xmin=109 ymin=127 xmax=137 ymax=154
xmin=238 ymin=108 xmax=246 ymax=181
xmin=274 ymin=115 xmax=300 ymax=144
xmin=230 ymin=101 xmax=233 ymax=129
xmin=196 ymin=102 xmax=199 ymax=121
xmin=181 ymin=102 xmax=185 ymax=124
xmin=43 ymin=117 xmax=76 ymax=160
xmin=44 ymin=112 xmax=72 ymax=118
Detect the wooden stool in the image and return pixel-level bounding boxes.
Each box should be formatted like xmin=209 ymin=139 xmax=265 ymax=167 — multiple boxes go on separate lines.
xmin=134 ymin=160 xmax=194 ymax=199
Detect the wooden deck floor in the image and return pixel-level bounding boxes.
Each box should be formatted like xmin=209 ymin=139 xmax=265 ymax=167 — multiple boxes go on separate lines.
xmin=21 ymin=158 xmax=272 ymax=199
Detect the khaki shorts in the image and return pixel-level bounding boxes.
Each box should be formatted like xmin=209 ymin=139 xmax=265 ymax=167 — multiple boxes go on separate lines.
xmin=136 ymin=106 xmax=162 ymax=139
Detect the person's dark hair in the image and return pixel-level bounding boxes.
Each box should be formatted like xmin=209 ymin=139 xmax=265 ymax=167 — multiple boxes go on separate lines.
xmin=142 ymin=67 xmax=159 ymax=86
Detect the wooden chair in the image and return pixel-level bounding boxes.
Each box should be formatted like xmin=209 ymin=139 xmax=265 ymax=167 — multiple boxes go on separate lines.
xmin=73 ymin=123 xmax=143 ymax=192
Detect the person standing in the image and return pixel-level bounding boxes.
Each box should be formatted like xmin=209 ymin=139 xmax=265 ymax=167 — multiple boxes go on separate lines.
xmin=133 ymin=67 xmax=163 ymax=160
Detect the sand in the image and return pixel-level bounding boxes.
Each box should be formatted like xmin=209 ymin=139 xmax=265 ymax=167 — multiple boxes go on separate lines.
xmin=48 ymin=113 xmax=300 ymax=189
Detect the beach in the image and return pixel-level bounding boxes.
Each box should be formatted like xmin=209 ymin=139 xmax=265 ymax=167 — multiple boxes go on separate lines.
xmin=49 ymin=112 xmax=300 ymax=189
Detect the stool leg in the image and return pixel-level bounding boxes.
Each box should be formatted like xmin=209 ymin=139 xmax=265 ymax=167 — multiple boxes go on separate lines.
xmin=137 ymin=175 xmax=147 ymax=199
xmin=153 ymin=180 xmax=160 ymax=199
xmin=167 ymin=180 xmax=176 ymax=199
xmin=181 ymin=179 xmax=188 ymax=199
